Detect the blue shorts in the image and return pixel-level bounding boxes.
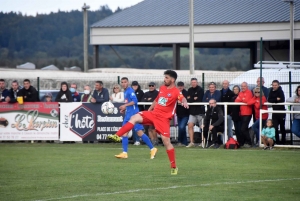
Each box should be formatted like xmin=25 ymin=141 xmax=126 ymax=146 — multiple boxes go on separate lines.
xmin=123 ymin=117 xmax=144 ymax=132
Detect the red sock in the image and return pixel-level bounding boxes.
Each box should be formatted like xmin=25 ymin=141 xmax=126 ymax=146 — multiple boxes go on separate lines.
xmin=116 ymin=122 xmax=134 ymax=137
xmin=166 ymin=148 xmax=176 ymax=168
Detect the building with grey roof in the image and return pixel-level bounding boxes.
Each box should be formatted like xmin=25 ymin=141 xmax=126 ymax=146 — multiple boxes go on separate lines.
xmin=90 ymin=0 xmax=300 ymax=70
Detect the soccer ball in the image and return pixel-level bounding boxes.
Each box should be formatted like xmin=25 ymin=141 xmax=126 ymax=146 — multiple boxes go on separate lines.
xmin=101 ymin=101 xmax=115 ymax=114
xmin=50 ymin=109 xmax=58 ymax=117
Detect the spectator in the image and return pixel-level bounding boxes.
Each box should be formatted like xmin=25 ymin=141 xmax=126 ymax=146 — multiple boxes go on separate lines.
xmin=176 ymin=81 xmax=189 ymax=146
xmin=142 ymin=82 xmax=159 ymax=145
xmin=286 ymin=85 xmax=300 ymax=138
xmin=234 ymin=82 xmax=253 ymax=148
xmin=261 ymin=119 xmax=276 ymax=150
xmin=131 ymin=81 xmax=145 ymax=145
xmin=203 ymin=82 xmax=221 ymax=102
xmin=55 ymin=82 xmax=72 ymax=102
xmin=231 ymin=85 xmax=242 ymax=145
xmin=131 ymin=81 xmax=144 ymax=112
xmin=247 ymin=87 xmax=268 ymax=146
xmin=256 ymin=77 xmax=270 ymax=99
xmin=70 ymin=83 xmax=80 ymax=102
xmin=110 ymin=84 xmax=124 ymax=103
xmin=44 ymin=93 xmax=53 ymax=102
xmin=220 ymin=80 xmax=235 ymax=138
xmin=91 ymin=81 xmax=109 ymax=104
xmin=202 ymin=98 xmax=224 ymax=149
xmin=186 ymin=78 xmax=204 ymax=147
xmin=268 ymin=80 xmax=286 ymax=144
xmin=5 ymin=80 xmax=21 ymax=103
xmin=81 ymin=85 xmax=92 ymax=102
xmin=18 ymin=79 xmax=39 ymax=102
xmin=0 ymin=79 xmax=9 ymax=102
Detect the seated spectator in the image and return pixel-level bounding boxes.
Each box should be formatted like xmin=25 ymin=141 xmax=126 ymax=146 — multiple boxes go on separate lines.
xmin=44 ymin=93 xmax=53 ymax=102
xmin=268 ymin=80 xmax=286 ymax=144
xmin=18 ymin=79 xmax=39 ymax=102
xmin=55 ymin=82 xmax=72 ymax=102
xmin=261 ymin=119 xmax=276 ymax=150
xmin=81 ymin=85 xmax=93 ymax=102
xmin=91 ymin=81 xmax=109 ymax=104
xmin=70 ymin=83 xmax=80 ymax=102
xmin=0 ymin=79 xmax=9 ymax=102
xmin=110 ymin=84 xmax=124 ymax=103
xmin=286 ymin=85 xmax=300 ymax=138
xmin=231 ymin=85 xmax=242 ymax=145
xmin=5 ymin=80 xmax=21 ymax=103
xmin=203 ymin=82 xmax=221 ymax=102
xmin=247 ymin=87 xmax=268 ymax=146
xmin=202 ymin=98 xmax=224 ymax=149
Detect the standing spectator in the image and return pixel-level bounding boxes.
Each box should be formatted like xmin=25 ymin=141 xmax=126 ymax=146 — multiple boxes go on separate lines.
xmin=186 ymin=78 xmax=204 ymax=147
xmin=256 ymin=77 xmax=270 ymax=99
xmin=268 ymin=80 xmax=286 ymax=144
xmin=231 ymin=85 xmax=242 ymax=145
xmin=142 ymin=82 xmax=159 ymax=145
xmin=0 ymin=79 xmax=9 ymax=102
xmin=110 ymin=84 xmax=124 ymax=103
xmin=131 ymin=81 xmax=145 ymax=145
xmin=55 ymin=82 xmax=72 ymax=102
xmin=44 ymin=93 xmax=53 ymax=102
xmin=203 ymin=82 xmax=221 ymax=102
xmin=261 ymin=119 xmax=276 ymax=150
xmin=176 ymin=81 xmax=189 ymax=146
xmin=81 ymin=85 xmax=92 ymax=102
xmin=131 ymin=81 xmax=144 ymax=112
xmin=247 ymin=87 xmax=268 ymax=145
xmin=202 ymin=98 xmax=224 ymax=149
xmin=220 ymin=80 xmax=235 ymax=138
xmin=5 ymin=80 xmax=21 ymax=103
xmin=70 ymin=83 xmax=80 ymax=102
xmin=18 ymin=79 xmax=39 ymax=102
xmin=286 ymin=85 xmax=300 ymax=138
xmin=91 ymin=81 xmax=109 ymax=104
xmin=235 ymin=82 xmax=253 ymax=148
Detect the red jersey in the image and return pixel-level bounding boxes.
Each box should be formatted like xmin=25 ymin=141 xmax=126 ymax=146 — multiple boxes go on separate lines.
xmin=153 ymin=85 xmax=184 ymax=119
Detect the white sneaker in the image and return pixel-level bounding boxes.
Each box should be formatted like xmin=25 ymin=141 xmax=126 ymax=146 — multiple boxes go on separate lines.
xmin=186 ymin=142 xmax=195 ymax=148
xmin=133 ymin=141 xmax=140 ymax=146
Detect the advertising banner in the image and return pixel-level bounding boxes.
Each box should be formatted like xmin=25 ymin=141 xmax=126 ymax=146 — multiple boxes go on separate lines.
xmin=59 ymin=102 xmax=124 ymax=141
xmin=0 ymin=102 xmax=59 ymax=141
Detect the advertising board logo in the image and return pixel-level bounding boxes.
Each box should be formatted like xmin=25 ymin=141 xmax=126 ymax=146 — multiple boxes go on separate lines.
xmin=69 ymin=105 xmax=95 ymax=138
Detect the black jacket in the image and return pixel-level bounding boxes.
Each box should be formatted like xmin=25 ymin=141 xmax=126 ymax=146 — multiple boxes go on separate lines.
xmin=18 ymin=86 xmax=39 ymax=102
xmin=204 ymin=105 xmax=224 ymax=127
xmin=187 ymin=85 xmax=204 ymax=115
xmin=268 ymin=86 xmax=285 ymax=110
xmin=8 ymin=88 xmax=22 ymax=103
xmin=142 ymin=90 xmax=158 ymax=110
xmin=176 ymin=89 xmax=189 ymax=117
xmin=231 ymin=95 xmax=240 ymax=122
xmin=55 ymin=90 xmax=72 ymax=102
xmin=220 ymin=88 xmax=235 ymax=114
xmin=134 ymin=85 xmax=145 ymax=111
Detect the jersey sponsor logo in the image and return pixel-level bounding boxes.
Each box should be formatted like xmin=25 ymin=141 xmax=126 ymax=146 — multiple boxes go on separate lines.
xmin=158 ymin=97 xmax=168 ymax=106
xmin=131 ymin=92 xmax=135 ymax=96
xmin=167 ymin=93 xmax=171 ymax=97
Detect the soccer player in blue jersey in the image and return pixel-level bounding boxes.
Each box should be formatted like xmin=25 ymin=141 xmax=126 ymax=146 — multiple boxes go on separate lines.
xmin=113 ymin=77 xmax=158 ymax=159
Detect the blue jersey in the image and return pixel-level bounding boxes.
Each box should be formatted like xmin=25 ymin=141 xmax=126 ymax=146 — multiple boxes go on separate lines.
xmin=124 ymin=87 xmax=139 ymax=118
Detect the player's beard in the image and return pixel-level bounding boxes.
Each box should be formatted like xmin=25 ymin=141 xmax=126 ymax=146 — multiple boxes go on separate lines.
xmin=164 ymin=80 xmax=171 ymax=86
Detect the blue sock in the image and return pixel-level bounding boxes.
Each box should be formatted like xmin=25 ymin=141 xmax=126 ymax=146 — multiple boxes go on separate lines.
xmin=122 ymin=136 xmax=128 ymax=153
xmin=141 ymin=134 xmax=154 ymax=150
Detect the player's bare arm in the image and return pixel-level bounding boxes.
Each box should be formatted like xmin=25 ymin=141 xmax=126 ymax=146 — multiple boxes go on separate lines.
xmin=181 ymin=97 xmax=189 ymax=109
xmin=119 ymin=101 xmax=135 ymax=111
xmin=148 ymin=101 xmax=157 ymax=111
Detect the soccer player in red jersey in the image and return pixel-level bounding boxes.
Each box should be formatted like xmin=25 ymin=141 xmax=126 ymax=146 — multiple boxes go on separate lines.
xmin=108 ymin=70 xmax=189 ymax=175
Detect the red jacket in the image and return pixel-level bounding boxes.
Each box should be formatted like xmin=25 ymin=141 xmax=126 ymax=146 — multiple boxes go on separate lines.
xmin=247 ymin=96 xmax=268 ymax=120
xmin=235 ymin=89 xmax=253 ymax=116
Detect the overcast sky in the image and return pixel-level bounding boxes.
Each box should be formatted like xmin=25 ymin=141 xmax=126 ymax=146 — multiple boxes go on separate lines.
xmin=0 ymin=0 xmax=144 ymax=16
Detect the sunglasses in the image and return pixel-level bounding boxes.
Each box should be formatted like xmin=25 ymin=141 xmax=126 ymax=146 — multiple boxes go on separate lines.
xmin=114 ymin=87 xmax=119 ymax=89
xmin=254 ymin=92 xmax=260 ymax=94
xmin=149 ymin=85 xmax=154 ymax=87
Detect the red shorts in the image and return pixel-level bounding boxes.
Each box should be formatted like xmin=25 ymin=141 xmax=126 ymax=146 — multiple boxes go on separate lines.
xmin=139 ymin=111 xmax=170 ymax=138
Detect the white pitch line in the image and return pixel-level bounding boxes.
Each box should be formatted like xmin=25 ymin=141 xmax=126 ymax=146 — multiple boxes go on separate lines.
xmin=33 ymin=177 xmax=300 ymax=201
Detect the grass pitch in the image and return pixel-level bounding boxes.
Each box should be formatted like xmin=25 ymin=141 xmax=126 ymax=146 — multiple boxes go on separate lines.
xmin=0 ymin=143 xmax=300 ymax=201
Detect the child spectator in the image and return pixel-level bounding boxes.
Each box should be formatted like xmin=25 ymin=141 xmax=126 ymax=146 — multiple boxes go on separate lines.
xmin=261 ymin=119 xmax=276 ymax=150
